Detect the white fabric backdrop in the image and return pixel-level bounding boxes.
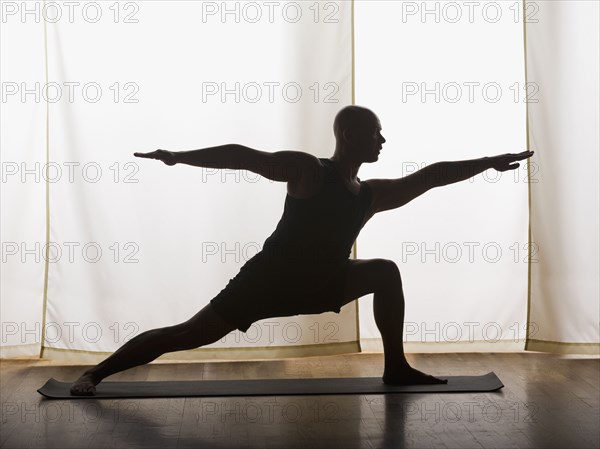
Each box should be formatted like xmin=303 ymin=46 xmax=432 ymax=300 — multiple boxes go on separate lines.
xmin=2 ymin=1 xmax=598 ymax=359
xmin=525 ymin=0 xmax=600 ymax=353
xmin=354 ymin=0 xmax=529 ymax=351
xmin=1 ymin=7 xmax=47 ymax=357
xmin=2 ymin=0 xmax=358 ymax=360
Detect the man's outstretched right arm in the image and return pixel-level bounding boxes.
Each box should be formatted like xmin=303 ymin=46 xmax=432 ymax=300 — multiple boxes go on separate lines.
xmin=134 ymin=144 xmax=320 ymax=183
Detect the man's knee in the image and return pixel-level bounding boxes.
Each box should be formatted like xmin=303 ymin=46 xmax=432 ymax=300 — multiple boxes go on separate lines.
xmin=376 ymin=258 xmax=401 ymax=281
xmin=342 ymin=258 xmax=403 ymax=304
xmin=178 ymin=305 xmax=236 ymax=346
xmin=373 ymin=258 xmax=402 ymax=292
xmin=173 ymin=322 xmax=222 ymax=349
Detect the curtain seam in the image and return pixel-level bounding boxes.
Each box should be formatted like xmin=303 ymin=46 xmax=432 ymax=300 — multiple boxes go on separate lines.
xmin=522 ymin=0 xmax=534 ymax=351
xmin=39 ymin=0 xmax=51 ymax=359
xmin=350 ymin=0 xmax=362 ymax=352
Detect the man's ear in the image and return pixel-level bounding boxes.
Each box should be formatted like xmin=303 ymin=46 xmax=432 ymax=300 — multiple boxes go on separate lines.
xmin=342 ymin=128 xmax=354 ymax=142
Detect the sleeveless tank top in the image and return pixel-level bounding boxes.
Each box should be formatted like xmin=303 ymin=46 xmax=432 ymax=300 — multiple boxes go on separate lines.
xmin=260 ymin=158 xmax=372 ymax=269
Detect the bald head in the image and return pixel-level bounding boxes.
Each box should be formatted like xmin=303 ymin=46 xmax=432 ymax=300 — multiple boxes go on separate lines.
xmin=333 ymin=105 xmax=378 ymax=141
xmin=332 ymin=105 xmax=385 ymax=164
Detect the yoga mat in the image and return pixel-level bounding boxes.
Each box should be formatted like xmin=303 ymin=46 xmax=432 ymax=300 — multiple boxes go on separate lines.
xmin=38 ymin=372 xmax=503 ymax=399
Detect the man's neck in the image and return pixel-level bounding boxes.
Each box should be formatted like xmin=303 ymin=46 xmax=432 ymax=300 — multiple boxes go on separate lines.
xmin=330 ymin=154 xmax=360 ymax=183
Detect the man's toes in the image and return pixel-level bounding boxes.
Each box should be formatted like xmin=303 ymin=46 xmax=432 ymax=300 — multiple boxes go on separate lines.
xmin=432 ymin=376 xmax=447 ymax=384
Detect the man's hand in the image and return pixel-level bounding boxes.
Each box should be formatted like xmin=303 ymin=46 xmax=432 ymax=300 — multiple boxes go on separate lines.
xmin=489 ymin=151 xmax=534 ymax=172
xmin=133 ymin=150 xmax=177 ymax=166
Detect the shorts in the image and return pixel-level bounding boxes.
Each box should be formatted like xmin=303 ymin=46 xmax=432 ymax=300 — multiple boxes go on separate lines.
xmin=210 ymin=251 xmax=349 ymax=332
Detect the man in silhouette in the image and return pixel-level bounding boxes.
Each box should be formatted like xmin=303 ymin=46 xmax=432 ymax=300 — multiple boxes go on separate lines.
xmin=71 ymin=105 xmax=533 ymax=395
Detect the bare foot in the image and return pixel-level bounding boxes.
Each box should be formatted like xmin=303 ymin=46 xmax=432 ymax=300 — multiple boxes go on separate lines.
xmin=383 ymin=366 xmax=448 ymax=385
xmin=70 ymin=372 xmax=99 ymax=396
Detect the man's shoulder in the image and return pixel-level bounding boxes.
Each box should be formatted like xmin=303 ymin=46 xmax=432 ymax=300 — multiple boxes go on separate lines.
xmin=287 ymin=157 xmax=328 ymax=199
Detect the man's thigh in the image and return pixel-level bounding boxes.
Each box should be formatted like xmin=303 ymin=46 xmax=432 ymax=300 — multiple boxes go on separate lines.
xmin=339 ymin=258 xmax=401 ymax=307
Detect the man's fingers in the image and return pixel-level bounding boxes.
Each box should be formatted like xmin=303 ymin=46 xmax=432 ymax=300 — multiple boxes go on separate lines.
xmin=134 ymin=151 xmax=161 ymax=159
xmin=134 ymin=152 xmax=153 ymax=158
xmin=507 ymin=151 xmax=533 ymax=161
xmin=516 ymin=150 xmax=534 ymax=158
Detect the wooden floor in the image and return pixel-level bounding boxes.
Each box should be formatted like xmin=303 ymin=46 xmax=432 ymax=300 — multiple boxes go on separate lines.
xmin=1 ymin=352 xmax=598 ymax=449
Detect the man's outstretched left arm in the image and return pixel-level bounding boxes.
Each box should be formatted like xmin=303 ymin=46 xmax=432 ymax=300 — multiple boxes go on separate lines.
xmin=366 ymin=151 xmax=534 ymax=215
